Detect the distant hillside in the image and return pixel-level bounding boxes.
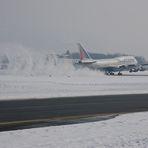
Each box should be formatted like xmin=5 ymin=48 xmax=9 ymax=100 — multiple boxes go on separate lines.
xmin=60 ymin=50 xmax=147 ymax=64
xmin=0 ymin=55 xmax=9 ymax=69
xmin=70 ymin=52 xmax=125 ymax=59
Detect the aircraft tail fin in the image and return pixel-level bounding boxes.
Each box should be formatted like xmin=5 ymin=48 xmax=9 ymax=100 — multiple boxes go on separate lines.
xmin=77 ymin=43 xmax=92 ymax=60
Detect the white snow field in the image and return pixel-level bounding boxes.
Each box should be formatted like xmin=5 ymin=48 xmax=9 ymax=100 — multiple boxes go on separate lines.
xmin=0 ymin=71 xmax=148 ymax=100
xmin=0 ymin=112 xmax=148 ymax=148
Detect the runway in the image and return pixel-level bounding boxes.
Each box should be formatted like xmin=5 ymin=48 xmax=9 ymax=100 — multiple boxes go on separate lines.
xmin=0 ymin=93 xmax=148 ymax=131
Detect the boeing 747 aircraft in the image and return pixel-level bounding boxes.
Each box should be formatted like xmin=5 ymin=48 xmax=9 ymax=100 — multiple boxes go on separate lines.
xmin=76 ymin=43 xmax=146 ymax=75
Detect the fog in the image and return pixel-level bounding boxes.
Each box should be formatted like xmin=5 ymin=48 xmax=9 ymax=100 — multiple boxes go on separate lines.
xmin=0 ymin=0 xmax=148 ymax=58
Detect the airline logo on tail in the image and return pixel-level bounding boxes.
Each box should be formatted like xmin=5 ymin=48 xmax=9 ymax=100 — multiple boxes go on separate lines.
xmin=77 ymin=43 xmax=92 ymax=60
xmin=80 ymin=47 xmax=84 ymax=60
xmin=77 ymin=43 xmax=96 ymax=64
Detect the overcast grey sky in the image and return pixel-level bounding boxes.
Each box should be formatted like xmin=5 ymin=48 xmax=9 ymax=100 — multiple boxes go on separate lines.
xmin=0 ymin=0 xmax=148 ymax=58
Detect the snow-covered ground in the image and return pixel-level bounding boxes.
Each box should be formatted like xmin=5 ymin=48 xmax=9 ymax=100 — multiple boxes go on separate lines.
xmin=0 ymin=70 xmax=148 ymax=100
xmin=0 ymin=112 xmax=148 ymax=148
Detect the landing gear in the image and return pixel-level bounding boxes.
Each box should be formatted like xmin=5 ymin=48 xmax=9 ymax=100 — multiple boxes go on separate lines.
xmin=118 ymin=72 xmax=122 ymax=75
xmin=110 ymin=72 xmax=115 ymax=75
xmin=105 ymin=72 xmax=114 ymax=76
xmin=105 ymin=71 xmax=122 ymax=76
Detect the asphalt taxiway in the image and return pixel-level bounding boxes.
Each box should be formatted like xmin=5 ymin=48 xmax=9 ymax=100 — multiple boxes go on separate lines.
xmin=0 ymin=93 xmax=148 ymax=131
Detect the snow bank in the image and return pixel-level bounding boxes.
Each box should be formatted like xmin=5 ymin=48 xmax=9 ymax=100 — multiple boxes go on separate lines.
xmin=0 ymin=112 xmax=148 ymax=148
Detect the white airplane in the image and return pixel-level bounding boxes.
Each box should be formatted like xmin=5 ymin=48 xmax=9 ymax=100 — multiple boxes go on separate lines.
xmin=75 ymin=43 xmax=146 ymax=75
